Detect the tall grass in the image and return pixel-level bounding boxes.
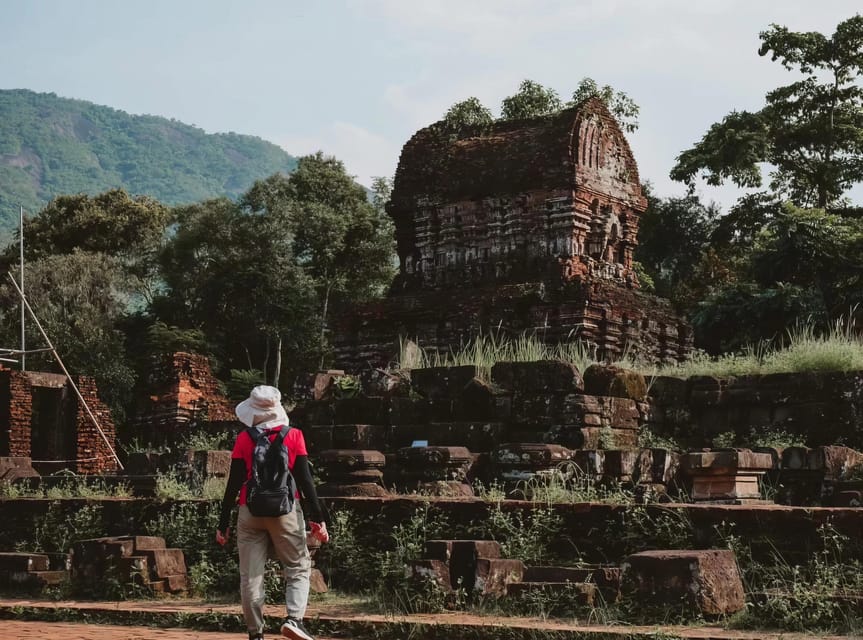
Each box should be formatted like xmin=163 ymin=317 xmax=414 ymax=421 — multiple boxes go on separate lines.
xmin=397 ymin=314 xmax=863 ymax=379
xmin=650 ymin=315 xmax=863 ymax=378
xmin=398 ymin=333 xmax=600 ymax=379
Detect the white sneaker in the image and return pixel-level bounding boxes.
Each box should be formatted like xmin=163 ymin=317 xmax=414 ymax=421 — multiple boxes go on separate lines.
xmin=281 ymin=617 xmax=314 ymax=640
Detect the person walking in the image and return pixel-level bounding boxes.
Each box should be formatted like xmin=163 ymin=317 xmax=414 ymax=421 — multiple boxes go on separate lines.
xmin=217 ymin=385 xmax=329 ymax=640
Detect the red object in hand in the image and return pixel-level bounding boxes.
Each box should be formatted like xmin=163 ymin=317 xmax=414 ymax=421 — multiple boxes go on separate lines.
xmin=309 ymin=521 xmax=329 ymax=544
xmin=216 ymin=528 xmax=230 ymax=546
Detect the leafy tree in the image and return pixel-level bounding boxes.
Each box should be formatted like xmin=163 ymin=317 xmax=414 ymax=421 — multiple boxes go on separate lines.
xmin=710 ymin=192 xmax=784 ymax=249
xmin=569 ymin=77 xmax=640 ymax=132
xmin=370 ymin=176 xmax=393 ymax=213
xmin=749 ymin=203 xmax=863 ymax=314
xmin=692 ymin=282 xmax=828 ymax=353
xmin=0 ymin=251 xmax=136 ymax=416
xmin=1 ymin=189 xmax=171 ymax=306
xmin=278 ymin=154 xmax=396 ymax=366
xmin=12 ymin=189 xmax=168 ymax=260
xmin=691 ymin=203 xmax=863 ymax=351
xmin=500 ymin=80 xmax=563 ymax=120
xmin=442 ymin=97 xmax=494 ymax=130
xmin=671 ymin=15 xmax=863 ymax=207
xmin=636 ymin=186 xmax=721 ymax=309
xmin=156 ymin=154 xmax=396 ymax=382
xmin=154 ymin=197 xmax=317 ymax=386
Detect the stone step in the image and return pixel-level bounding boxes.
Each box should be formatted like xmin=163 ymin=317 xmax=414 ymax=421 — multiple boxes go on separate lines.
xmin=331 ymin=424 xmax=388 ymax=449
xmin=396 ymin=446 xmax=472 ymax=465
xmin=317 ymin=449 xmax=386 ymax=468
xmin=118 ymin=536 xmax=166 ymax=551
xmin=507 ymin=580 xmax=597 ymax=605
xmin=0 ymin=552 xmax=49 ymax=572
xmin=522 ymin=565 xmax=621 ymax=601
xmin=522 ymin=565 xmax=619 ymax=584
xmin=0 ymin=569 xmax=68 ymax=587
xmin=147 ymin=573 xmax=187 ymax=593
xmin=491 ymin=443 xmax=572 ymax=468
xmin=410 ymin=366 xmax=479 ymax=400
xmin=317 ymin=482 xmax=389 ymax=498
xmin=388 ymin=423 xmax=505 ymax=450
xmin=138 ymin=549 xmax=186 ymax=580
xmin=622 ymin=549 xmax=745 ymax=616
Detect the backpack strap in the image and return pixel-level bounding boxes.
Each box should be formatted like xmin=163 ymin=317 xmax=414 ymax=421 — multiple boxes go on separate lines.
xmin=272 ymin=425 xmax=291 ymax=448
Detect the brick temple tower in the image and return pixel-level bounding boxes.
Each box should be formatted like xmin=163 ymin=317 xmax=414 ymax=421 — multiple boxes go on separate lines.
xmin=333 ymin=98 xmax=691 ymax=368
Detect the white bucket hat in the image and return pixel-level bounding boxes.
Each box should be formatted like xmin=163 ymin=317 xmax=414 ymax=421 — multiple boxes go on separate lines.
xmin=235 ymin=385 xmax=289 ymax=428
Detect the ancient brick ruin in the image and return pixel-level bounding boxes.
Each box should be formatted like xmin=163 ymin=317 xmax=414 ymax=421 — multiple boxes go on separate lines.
xmin=133 ymin=352 xmax=236 ymax=447
xmin=0 ymin=366 xmax=117 ymax=474
xmin=334 ymin=98 xmax=691 ymax=369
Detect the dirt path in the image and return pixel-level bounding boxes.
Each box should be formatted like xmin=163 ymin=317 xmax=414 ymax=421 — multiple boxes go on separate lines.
xmin=0 ymin=619 xmax=340 ymax=639
xmin=0 ymin=598 xmax=850 ymax=640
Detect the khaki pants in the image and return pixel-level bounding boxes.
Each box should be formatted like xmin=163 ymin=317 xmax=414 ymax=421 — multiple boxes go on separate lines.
xmin=237 ymin=504 xmax=311 ymax=634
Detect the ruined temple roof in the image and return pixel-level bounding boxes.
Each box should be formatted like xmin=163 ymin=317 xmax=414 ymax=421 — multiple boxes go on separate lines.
xmin=389 ymin=97 xmax=644 ymax=213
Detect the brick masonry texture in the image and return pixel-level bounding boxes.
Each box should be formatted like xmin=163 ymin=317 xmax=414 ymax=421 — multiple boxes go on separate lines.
xmin=0 ymin=367 xmax=32 ymax=457
xmin=333 ymin=99 xmax=691 ymax=369
xmin=0 ymin=366 xmax=118 ymax=473
xmin=134 ymin=352 xmax=236 ymax=445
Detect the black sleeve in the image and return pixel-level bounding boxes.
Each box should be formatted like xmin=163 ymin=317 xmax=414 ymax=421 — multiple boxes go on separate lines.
xmin=292 ymin=455 xmax=324 ymax=524
xmin=218 ymin=458 xmax=246 ymax=534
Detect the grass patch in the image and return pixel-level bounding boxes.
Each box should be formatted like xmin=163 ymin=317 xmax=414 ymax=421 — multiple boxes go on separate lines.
xmin=398 ymin=315 xmax=863 ymax=379
xmin=399 ymin=333 xmax=599 ymax=379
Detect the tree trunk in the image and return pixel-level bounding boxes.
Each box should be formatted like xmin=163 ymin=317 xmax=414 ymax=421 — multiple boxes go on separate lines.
xmin=819 ymin=70 xmax=840 ymax=209
xmin=262 ymin=335 xmax=270 ymax=385
xmin=274 ymin=335 xmax=283 ymax=390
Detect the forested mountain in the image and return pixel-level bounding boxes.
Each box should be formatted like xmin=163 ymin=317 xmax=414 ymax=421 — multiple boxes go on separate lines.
xmin=0 ymin=89 xmax=298 ymax=244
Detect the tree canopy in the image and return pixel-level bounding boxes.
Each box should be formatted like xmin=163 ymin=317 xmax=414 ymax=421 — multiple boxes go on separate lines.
xmin=439 ymin=78 xmax=640 ymax=130
xmin=154 ymin=153 xmax=395 ymax=383
xmin=671 ymin=15 xmax=863 ymax=207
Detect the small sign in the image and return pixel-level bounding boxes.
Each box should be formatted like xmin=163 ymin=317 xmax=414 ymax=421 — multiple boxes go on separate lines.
xmin=411 ymin=440 xmax=428 ymax=448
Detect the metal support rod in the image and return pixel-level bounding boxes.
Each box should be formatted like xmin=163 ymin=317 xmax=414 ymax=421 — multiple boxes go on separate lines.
xmin=19 ymin=206 xmax=25 ymax=371
xmin=0 ymin=347 xmax=54 ymax=356
xmin=6 ymin=272 xmax=123 ymax=470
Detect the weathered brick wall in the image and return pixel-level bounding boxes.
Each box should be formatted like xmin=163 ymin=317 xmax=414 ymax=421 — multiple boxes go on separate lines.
xmin=134 ymin=352 xmax=236 ymax=445
xmin=648 ymin=370 xmax=863 ymax=449
xmin=74 ymin=376 xmax=118 ymax=474
xmin=294 ymin=362 xmax=648 ymax=458
xmin=388 ymin=99 xmax=646 ymax=292
xmin=0 ymin=367 xmax=32 ymax=458
xmin=333 ymin=99 xmax=689 ymax=370
xmin=333 ymin=280 xmax=690 ymax=371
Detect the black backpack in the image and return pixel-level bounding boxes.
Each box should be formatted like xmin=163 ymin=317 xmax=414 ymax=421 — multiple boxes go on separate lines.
xmin=245 ymin=425 xmax=296 ymax=517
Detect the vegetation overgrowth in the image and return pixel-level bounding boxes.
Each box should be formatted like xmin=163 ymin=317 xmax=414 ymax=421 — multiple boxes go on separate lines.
xmin=399 ymin=314 xmax=863 ymax=379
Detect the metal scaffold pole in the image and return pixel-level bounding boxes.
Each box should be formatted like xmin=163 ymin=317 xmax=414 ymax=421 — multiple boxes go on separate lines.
xmin=19 ymin=206 xmax=25 ymax=371
xmin=6 ymin=272 xmax=124 ymax=470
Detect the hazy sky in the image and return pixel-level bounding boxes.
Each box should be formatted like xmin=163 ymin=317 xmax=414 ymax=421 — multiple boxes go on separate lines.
xmin=2 ymin=0 xmax=862 ymax=209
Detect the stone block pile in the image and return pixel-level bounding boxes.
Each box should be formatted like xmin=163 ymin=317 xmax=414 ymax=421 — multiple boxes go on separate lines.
xmin=296 ymin=362 xmax=657 ymax=497
xmin=71 ymin=535 xmax=187 ymax=594
xmin=0 ymin=551 xmax=68 ymax=591
xmin=408 ymin=540 xmax=523 ymax=597
xmin=621 ymin=549 xmax=745 ymax=616
xmin=679 ymin=449 xmax=773 ymax=503
xmin=317 ymin=449 xmax=388 ymax=497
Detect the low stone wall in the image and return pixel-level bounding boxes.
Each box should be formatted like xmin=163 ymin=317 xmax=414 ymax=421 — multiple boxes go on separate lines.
xmin=648 ymin=370 xmax=863 ymax=449
xmin=1 ymin=496 xmax=862 ymax=565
